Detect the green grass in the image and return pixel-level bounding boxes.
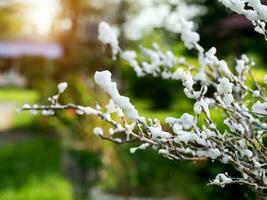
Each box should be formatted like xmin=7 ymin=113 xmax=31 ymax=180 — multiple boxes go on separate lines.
xmin=0 ymin=138 xmax=72 ymax=200
xmin=0 ymin=88 xmax=39 ymax=103
xmin=11 ymin=111 xmax=37 ymax=130
xmin=0 ymin=88 xmax=40 ymax=129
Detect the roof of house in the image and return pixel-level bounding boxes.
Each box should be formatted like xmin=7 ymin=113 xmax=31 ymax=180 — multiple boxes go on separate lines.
xmin=0 ymin=41 xmax=62 ymax=59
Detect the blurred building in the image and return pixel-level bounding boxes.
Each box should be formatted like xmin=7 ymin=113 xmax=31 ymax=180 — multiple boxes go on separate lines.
xmin=0 ymin=40 xmax=62 ymax=59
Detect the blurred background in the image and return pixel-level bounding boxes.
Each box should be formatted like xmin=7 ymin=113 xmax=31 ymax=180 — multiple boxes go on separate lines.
xmin=0 ymin=0 xmax=266 ymax=199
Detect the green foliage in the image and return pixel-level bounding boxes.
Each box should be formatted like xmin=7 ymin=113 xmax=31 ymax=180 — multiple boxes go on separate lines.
xmin=102 ymin=144 xmax=256 ymax=200
xmin=69 ymin=149 xmax=102 ymax=171
xmin=0 ymin=138 xmax=72 ymax=200
xmin=132 ymin=97 xmax=193 ymax=122
xmin=0 ymin=2 xmax=25 ymax=37
xmin=127 ymin=72 xmax=181 ymax=110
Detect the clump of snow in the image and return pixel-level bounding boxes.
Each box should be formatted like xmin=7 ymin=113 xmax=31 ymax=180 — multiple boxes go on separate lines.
xmin=183 ymin=72 xmax=194 ymax=89
xmin=121 ymin=50 xmax=136 ymax=62
xmin=158 ymin=149 xmax=169 ymax=155
xmin=224 ymin=118 xmax=245 ymax=135
xmin=217 ymin=77 xmax=233 ymax=95
xmin=77 ymin=106 xmax=99 ymax=115
xmin=212 ymin=173 xmax=232 ymax=186
xmin=179 ymin=113 xmax=194 ymax=129
xmin=165 ymin=113 xmax=194 ymax=130
xmin=253 ymin=90 xmax=260 ymax=97
xmin=194 ymin=98 xmax=212 ymax=117
xmin=42 ymin=110 xmax=54 ymax=116
xmin=30 ymin=104 xmax=39 ymax=115
xmin=252 ymin=158 xmax=264 ymax=168
xmin=114 ymin=138 xmax=122 ymax=143
xmin=174 ymin=131 xmax=193 ymax=144
xmin=58 ymin=82 xmax=68 ymax=93
xmin=252 ymin=101 xmax=267 ymax=115
xmin=21 ymin=104 xmax=31 ymax=109
xmin=241 ymin=149 xmax=253 ymax=158
xmin=218 ymin=60 xmax=232 ymax=77
xmin=18 ymin=104 xmax=39 ymax=114
xmin=193 ymin=102 xmax=202 ymax=115
xmin=93 ymin=127 xmax=103 ymax=136
xmin=172 ymin=124 xmax=182 ymax=135
xmin=179 ymin=17 xmax=200 ymax=49
xmin=172 ymin=68 xmax=184 ymax=80
xmin=121 ymin=50 xmax=143 ymax=77
xmin=254 ymin=21 xmax=266 ymax=34
xmin=196 ymin=148 xmax=221 ymax=160
xmin=98 ymin=21 xmax=120 ymax=59
xmin=94 ymin=70 xmax=139 ymax=121
xmin=174 ymin=131 xmax=207 ymax=146
xmin=130 ymin=143 xmax=150 ymax=154
xmin=217 ymin=77 xmax=234 ymax=106
xmin=106 ymin=99 xmax=123 ymax=116
xmin=149 ymin=126 xmax=172 ymax=139
xmin=223 ymin=94 xmax=234 ymax=107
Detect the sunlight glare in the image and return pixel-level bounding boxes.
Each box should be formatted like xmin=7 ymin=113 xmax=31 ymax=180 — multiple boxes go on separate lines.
xmin=22 ymin=0 xmax=60 ymax=35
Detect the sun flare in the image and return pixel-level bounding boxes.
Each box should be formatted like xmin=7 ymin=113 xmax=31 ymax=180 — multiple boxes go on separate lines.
xmin=22 ymin=0 xmax=60 ymax=35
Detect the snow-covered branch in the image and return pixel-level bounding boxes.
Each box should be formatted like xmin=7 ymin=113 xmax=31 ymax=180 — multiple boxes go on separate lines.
xmin=218 ymin=0 xmax=267 ymax=38
xmin=20 ymin=1 xmax=267 ymax=196
xmin=123 ymin=0 xmax=206 ymax=40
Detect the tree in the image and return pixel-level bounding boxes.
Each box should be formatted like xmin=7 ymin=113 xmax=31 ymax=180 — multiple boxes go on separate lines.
xmin=20 ymin=0 xmax=267 ymax=198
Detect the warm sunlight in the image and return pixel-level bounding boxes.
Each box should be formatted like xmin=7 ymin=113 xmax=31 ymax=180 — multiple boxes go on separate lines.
xmin=21 ymin=0 xmax=60 ymax=35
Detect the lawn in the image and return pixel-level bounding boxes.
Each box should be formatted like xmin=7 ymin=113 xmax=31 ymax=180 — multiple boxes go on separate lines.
xmin=0 ymin=138 xmax=72 ymax=200
xmin=0 ymin=88 xmax=72 ymax=199
xmin=0 ymin=88 xmax=39 ymax=103
xmin=0 ymin=88 xmax=39 ymax=129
